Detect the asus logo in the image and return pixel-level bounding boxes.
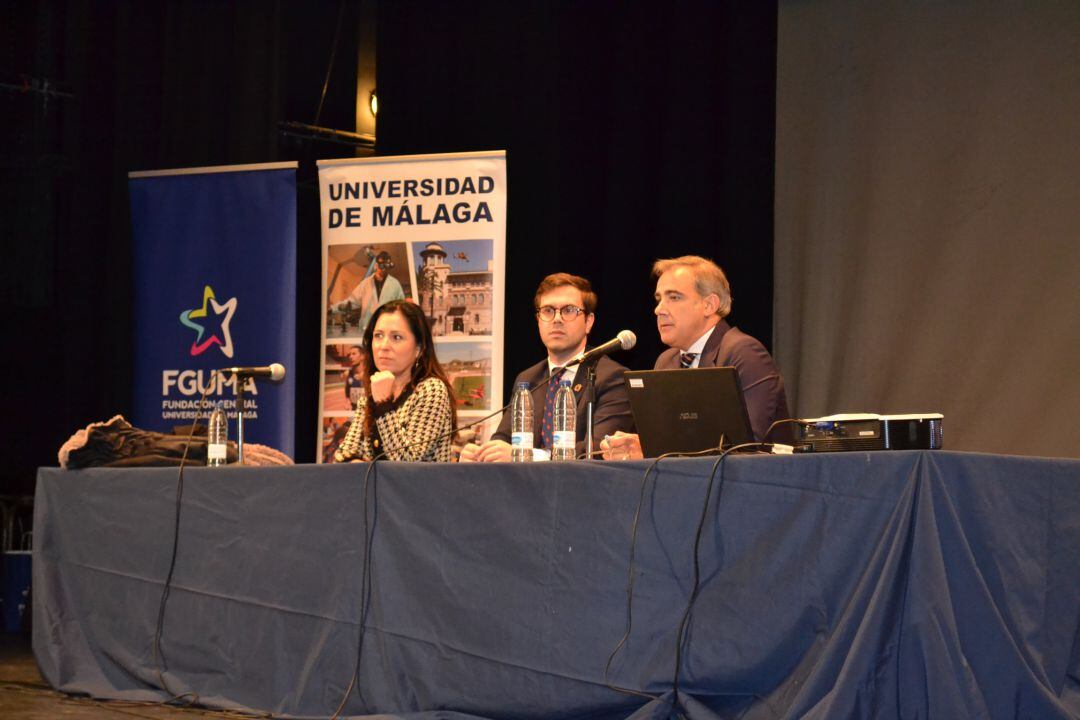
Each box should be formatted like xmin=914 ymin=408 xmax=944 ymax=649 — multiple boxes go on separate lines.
xmin=678 ymin=412 xmax=699 ymax=421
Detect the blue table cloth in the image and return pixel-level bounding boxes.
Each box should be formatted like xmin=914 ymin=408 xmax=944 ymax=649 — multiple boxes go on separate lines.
xmin=32 ymin=451 xmax=1080 ymax=718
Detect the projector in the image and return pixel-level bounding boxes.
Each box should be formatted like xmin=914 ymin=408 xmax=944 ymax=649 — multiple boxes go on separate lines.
xmin=794 ymin=413 xmax=943 ymax=452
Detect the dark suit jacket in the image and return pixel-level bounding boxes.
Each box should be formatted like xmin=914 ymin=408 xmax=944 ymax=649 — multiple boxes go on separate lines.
xmin=493 ymin=355 xmax=634 ymax=455
xmin=655 ymin=320 xmax=792 ymax=443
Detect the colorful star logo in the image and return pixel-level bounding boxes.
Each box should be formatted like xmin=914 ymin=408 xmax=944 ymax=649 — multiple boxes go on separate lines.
xmin=179 ymin=285 xmax=237 ymax=358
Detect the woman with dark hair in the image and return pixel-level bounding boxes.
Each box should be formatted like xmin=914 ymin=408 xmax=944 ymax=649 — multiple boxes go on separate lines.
xmin=334 ymin=300 xmax=457 ymax=462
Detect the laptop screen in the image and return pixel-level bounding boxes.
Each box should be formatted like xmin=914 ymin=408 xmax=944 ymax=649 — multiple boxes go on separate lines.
xmin=624 ymin=367 xmax=754 ymax=457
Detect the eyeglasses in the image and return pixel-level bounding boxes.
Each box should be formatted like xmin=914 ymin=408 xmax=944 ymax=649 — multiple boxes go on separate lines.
xmin=536 ymin=305 xmax=585 ymax=322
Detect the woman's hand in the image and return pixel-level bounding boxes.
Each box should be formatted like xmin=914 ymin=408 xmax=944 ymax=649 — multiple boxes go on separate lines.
xmin=369 ymin=370 xmax=395 ymax=404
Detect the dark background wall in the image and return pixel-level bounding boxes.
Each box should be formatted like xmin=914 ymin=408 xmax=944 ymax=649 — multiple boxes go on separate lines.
xmin=1 ymin=1 xmax=779 ymax=493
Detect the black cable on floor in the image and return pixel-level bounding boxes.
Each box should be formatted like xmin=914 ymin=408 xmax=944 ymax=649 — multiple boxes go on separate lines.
xmin=670 ymin=442 xmax=771 ymax=699
xmin=152 ymin=373 xmax=224 ymax=707
xmin=603 ymin=447 xmax=727 ymax=701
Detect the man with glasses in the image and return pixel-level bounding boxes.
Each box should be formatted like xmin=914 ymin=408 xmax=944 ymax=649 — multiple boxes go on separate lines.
xmin=460 ymin=273 xmax=633 ymax=462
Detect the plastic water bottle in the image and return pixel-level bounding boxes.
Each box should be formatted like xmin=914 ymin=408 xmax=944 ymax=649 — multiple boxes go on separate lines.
xmin=207 ymin=406 xmax=228 ymax=467
xmin=551 ymin=379 xmax=576 ymax=461
xmin=511 ymin=381 xmax=534 ymax=462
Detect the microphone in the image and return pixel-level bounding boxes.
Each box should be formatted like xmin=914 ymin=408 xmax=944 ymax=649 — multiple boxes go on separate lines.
xmin=566 ymin=330 xmax=636 ymax=367
xmin=220 ymin=363 xmax=286 ymax=382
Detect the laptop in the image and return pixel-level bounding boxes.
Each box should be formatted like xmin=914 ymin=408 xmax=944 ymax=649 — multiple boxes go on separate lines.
xmin=624 ymin=367 xmax=755 ymax=457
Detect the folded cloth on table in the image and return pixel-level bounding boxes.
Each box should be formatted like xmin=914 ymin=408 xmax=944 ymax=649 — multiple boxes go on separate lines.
xmin=59 ymin=415 xmax=292 ymax=468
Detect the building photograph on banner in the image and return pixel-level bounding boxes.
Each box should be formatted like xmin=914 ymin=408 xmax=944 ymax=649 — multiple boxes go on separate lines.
xmin=416 ymin=239 xmax=493 ymax=337
xmin=316 ymin=151 xmax=507 ymax=462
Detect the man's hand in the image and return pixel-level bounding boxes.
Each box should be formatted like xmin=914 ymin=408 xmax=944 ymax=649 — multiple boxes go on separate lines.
xmin=458 ymin=440 xmax=512 ymax=462
xmin=600 ymin=431 xmax=643 ymax=460
xmin=476 ymin=440 xmax=513 ymax=463
xmin=369 ymin=370 xmax=395 ymax=404
xmin=459 ymin=442 xmax=482 ymax=462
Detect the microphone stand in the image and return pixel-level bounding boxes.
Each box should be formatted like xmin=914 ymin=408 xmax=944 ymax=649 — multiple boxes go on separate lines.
xmin=235 ymin=378 xmax=247 ymax=465
xmin=584 ymin=361 xmax=598 ymax=459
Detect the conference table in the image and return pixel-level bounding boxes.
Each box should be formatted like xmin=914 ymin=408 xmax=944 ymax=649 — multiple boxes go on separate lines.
xmin=33 ymin=451 xmax=1080 ymax=719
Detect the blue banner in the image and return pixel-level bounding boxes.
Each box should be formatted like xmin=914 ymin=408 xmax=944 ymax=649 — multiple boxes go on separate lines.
xmin=129 ymin=163 xmax=297 ymax=456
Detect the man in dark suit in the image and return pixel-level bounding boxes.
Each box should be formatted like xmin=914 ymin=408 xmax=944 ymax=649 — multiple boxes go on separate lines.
xmin=460 ymin=273 xmax=633 ymax=461
xmin=601 ymin=256 xmax=791 ymax=459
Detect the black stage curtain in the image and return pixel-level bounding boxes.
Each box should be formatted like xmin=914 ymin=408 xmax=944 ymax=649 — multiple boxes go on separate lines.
xmin=1 ymin=0 xmax=362 ymax=486
xmin=377 ymin=1 xmax=779 ymax=403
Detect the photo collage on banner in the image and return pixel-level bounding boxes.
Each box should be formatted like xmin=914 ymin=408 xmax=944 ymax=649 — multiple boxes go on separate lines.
xmin=317 ymin=152 xmax=507 ymax=462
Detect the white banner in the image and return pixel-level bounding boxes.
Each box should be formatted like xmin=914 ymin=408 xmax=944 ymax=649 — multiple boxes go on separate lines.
xmin=316 ymin=151 xmax=507 ymax=462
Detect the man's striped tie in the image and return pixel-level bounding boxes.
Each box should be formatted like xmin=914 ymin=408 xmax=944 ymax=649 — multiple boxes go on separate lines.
xmin=679 ymin=352 xmax=698 ymax=368
xmin=541 ymin=368 xmax=565 ymax=449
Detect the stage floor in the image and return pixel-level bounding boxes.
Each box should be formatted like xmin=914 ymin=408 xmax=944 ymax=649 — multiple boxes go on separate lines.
xmin=0 ymin=633 xmax=207 ymax=719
